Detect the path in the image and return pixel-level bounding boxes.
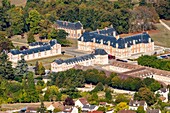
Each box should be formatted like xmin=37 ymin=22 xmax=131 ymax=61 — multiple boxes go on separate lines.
xmin=12 ymin=41 xmax=28 ymax=46
xmin=159 ymin=20 xmax=170 ymax=31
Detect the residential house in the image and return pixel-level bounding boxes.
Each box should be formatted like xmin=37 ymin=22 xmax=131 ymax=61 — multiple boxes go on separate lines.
xmin=155 ymin=88 xmax=169 ymax=102
xmin=56 ymin=20 xmax=84 ymax=39
xmin=118 ymin=109 xmax=136 ymax=113
xmin=78 ymin=26 xmax=154 ymax=58
xmin=58 ymin=106 xmax=78 ymax=113
xmin=82 ymin=105 xmax=99 ymax=112
xmin=75 ymin=98 xmax=89 ymax=108
xmin=147 ymin=109 xmax=161 ymax=113
xmin=8 ymin=39 xmax=61 ymax=64
xmin=47 ymin=102 xmax=64 ymax=112
xmin=129 ymin=100 xmax=147 ymax=111
xmin=51 ymin=49 xmax=108 ymax=72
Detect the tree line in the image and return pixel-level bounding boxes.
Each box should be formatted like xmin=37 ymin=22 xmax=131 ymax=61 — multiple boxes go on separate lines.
xmin=138 ymin=55 xmax=170 ymax=71
xmin=0 ymin=0 xmax=169 ymax=39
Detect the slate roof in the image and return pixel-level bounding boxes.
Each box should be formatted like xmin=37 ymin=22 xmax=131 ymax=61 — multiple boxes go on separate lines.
xmin=129 ymin=100 xmax=146 ymax=106
xmin=160 ymin=88 xmax=167 ymax=93
xmin=10 ymin=39 xmax=58 ymax=55
xmin=147 ymin=109 xmax=160 ymax=113
xmin=82 ymin=105 xmax=97 ymax=110
xmin=54 ymin=49 xmax=107 ymax=65
xmin=91 ymin=27 xmax=117 ymax=36
xmin=29 ymin=42 xmax=48 ymax=46
xmin=78 ymin=31 xmax=153 ymax=49
xmin=56 ymin=20 xmax=83 ymax=30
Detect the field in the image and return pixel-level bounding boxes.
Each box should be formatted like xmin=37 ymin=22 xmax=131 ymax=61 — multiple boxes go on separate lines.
xmin=27 ymin=54 xmax=73 ymax=69
xmin=149 ymin=23 xmax=170 ymax=48
xmin=0 ymin=0 xmax=27 ymax=6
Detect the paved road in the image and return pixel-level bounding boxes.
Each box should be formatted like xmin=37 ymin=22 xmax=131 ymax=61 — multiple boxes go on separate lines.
xmin=159 ymin=20 xmax=170 ymax=31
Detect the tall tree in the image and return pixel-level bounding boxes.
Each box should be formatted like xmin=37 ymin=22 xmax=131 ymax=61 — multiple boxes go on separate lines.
xmin=15 ymin=55 xmax=28 ymax=82
xmin=27 ymin=31 xmax=36 ymax=44
xmin=26 ymin=9 xmax=41 ymax=34
xmin=35 ymin=61 xmax=45 ymax=75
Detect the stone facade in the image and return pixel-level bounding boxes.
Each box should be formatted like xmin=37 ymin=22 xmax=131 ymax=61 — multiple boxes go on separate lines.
xmin=8 ymin=39 xmax=61 ymax=63
xmin=56 ymin=20 xmax=84 ymax=39
xmin=78 ymin=27 xmax=154 ymax=58
xmin=51 ymin=49 xmax=108 ymax=72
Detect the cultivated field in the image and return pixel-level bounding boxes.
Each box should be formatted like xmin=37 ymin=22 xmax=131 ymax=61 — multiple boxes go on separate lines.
xmin=0 ymin=0 xmax=27 ymax=6
xmin=150 ymin=23 xmax=170 ymax=48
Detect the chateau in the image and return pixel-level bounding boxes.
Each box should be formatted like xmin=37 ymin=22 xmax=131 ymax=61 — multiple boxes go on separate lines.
xmin=78 ymin=27 xmax=154 ymax=58
xmin=51 ymin=49 xmax=108 ymax=72
xmin=8 ymin=39 xmax=61 ymax=63
xmin=56 ymin=20 xmax=84 ymax=39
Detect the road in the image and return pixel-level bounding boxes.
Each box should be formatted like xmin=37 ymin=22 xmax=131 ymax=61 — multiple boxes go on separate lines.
xmin=159 ymin=20 xmax=170 ymax=31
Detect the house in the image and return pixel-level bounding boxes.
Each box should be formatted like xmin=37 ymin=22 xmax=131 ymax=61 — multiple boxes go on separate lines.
xmin=78 ymin=26 xmax=154 ymax=58
xmin=75 ymin=98 xmax=89 ymax=108
xmin=56 ymin=20 xmax=84 ymax=39
xmin=147 ymin=109 xmax=161 ymax=113
xmin=99 ymin=102 xmax=107 ymax=106
xmin=51 ymin=49 xmax=108 ymax=72
xmin=155 ymin=88 xmax=169 ymax=102
xmin=8 ymin=39 xmax=61 ymax=64
xmin=129 ymin=100 xmax=147 ymax=111
xmin=47 ymin=102 xmax=64 ymax=112
xmin=118 ymin=109 xmax=136 ymax=113
xmin=58 ymin=106 xmax=78 ymax=113
xmin=82 ymin=105 xmax=99 ymax=112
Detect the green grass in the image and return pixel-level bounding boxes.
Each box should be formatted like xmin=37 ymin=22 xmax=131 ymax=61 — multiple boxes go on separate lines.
xmin=27 ymin=54 xmax=73 ymax=69
xmin=150 ymin=23 xmax=170 ymax=48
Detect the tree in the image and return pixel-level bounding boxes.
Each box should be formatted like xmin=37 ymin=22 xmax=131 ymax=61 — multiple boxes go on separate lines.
xmin=34 ymin=61 xmax=45 ymax=75
xmin=63 ymin=97 xmax=75 ymax=106
xmin=27 ymin=31 xmax=35 ymax=44
xmin=105 ymin=90 xmax=112 ymax=101
xmin=15 ymin=55 xmax=28 ymax=82
xmin=137 ymin=106 xmax=146 ymax=113
xmin=92 ymin=82 xmax=104 ymax=92
xmin=0 ymin=36 xmax=14 ymax=52
xmin=0 ymin=52 xmax=14 ymax=80
xmin=114 ymin=102 xmax=129 ymax=113
xmin=26 ymin=9 xmax=41 ymax=34
xmin=134 ymin=87 xmax=156 ymax=106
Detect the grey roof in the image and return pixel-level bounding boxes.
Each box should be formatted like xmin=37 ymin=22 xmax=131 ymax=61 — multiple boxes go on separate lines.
xmin=54 ymin=54 xmax=96 ymax=65
xmin=10 ymin=39 xmax=58 ymax=55
xmin=82 ymin=105 xmax=97 ymax=109
xmin=147 ymin=109 xmax=160 ymax=113
xmin=93 ymin=49 xmax=108 ymax=55
xmin=160 ymin=88 xmax=167 ymax=93
xmin=29 ymin=42 xmax=48 ymax=46
xmin=91 ymin=27 xmax=117 ymax=36
xmin=129 ymin=100 xmax=146 ymax=106
xmin=56 ymin=20 xmax=83 ymax=30
xmin=78 ymin=31 xmax=153 ymax=49
xmin=54 ymin=49 xmax=107 ymax=65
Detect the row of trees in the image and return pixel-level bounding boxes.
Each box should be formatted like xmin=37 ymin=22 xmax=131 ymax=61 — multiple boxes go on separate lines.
xmin=138 ymin=55 xmax=170 ymax=71
xmin=50 ymin=68 xmax=161 ymax=92
xmin=1 ymin=0 xmax=169 ymax=38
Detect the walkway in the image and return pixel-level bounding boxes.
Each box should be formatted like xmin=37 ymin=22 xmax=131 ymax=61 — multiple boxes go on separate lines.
xmin=159 ymin=20 xmax=170 ymax=31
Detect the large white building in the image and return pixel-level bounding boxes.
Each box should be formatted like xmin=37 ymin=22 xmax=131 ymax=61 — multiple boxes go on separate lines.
xmin=8 ymin=39 xmax=61 ymax=63
xmin=56 ymin=20 xmax=84 ymax=39
xmin=78 ymin=27 xmax=154 ymax=58
xmin=51 ymin=49 xmax=108 ymax=72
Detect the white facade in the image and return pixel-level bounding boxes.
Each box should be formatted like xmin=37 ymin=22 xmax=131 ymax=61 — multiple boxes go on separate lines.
xmin=51 ymin=49 xmax=108 ymax=72
xmin=8 ymin=40 xmax=61 ymax=63
xmin=129 ymin=100 xmax=147 ymax=111
xmin=155 ymin=88 xmax=169 ymax=102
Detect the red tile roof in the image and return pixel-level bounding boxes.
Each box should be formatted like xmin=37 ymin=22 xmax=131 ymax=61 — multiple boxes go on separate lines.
xmin=79 ymin=98 xmax=89 ymax=105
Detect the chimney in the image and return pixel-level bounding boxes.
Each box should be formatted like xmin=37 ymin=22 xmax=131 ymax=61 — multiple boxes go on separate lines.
xmin=113 ymin=31 xmax=116 ymax=37
xmin=97 ymin=29 xmax=100 ymax=34
xmin=108 ymin=41 xmax=110 ymax=46
xmin=100 ymin=39 xmax=103 ymax=44
xmin=116 ymin=35 xmax=120 ymax=40
xmin=81 ymin=36 xmax=84 ymax=41
xmin=125 ymin=43 xmax=127 ymax=48
xmin=93 ymin=38 xmax=96 ymax=43
xmin=116 ymin=43 xmax=118 ymax=48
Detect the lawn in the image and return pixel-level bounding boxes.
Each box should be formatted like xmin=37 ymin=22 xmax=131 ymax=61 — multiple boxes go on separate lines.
xmin=27 ymin=54 xmax=73 ymax=69
xmin=149 ymin=23 xmax=170 ymax=48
